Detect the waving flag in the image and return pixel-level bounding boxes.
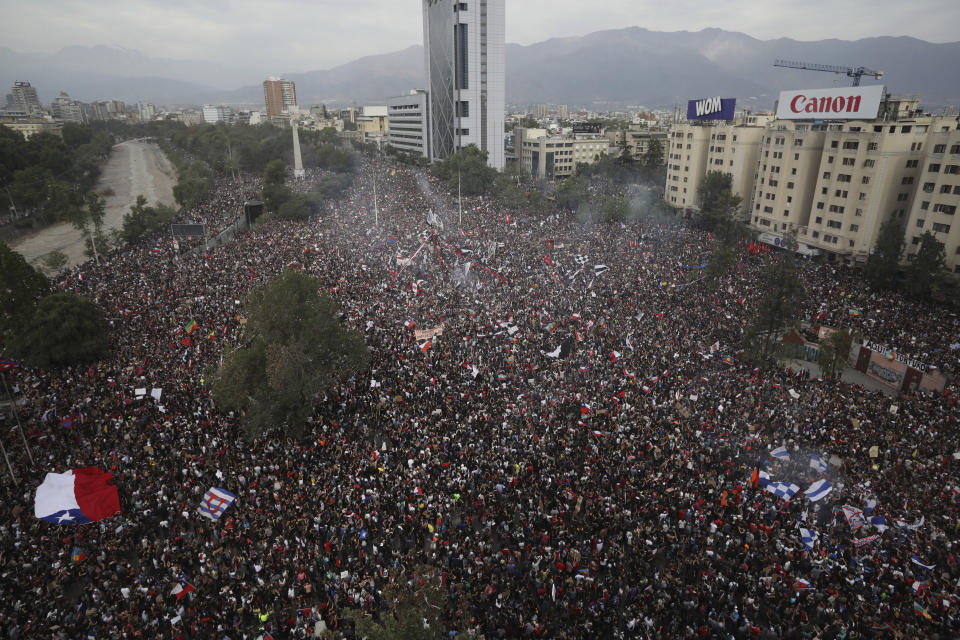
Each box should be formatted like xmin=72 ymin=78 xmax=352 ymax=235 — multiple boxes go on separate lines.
xmin=868 ymin=515 xmax=888 ymax=532
xmin=799 ymin=527 xmax=818 ymax=551
xmin=841 ymin=505 xmax=867 ymax=530
xmin=198 ymin=487 xmax=236 ymax=521
xmin=766 ymin=482 xmax=800 ymax=501
xmin=793 ymin=578 xmax=813 ymax=591
xmin=805 ymin=479 xmax=833 ymax=502
xmin=404 ymin=319 xmax=416 ymax=329
xmin=184 ymin=320 xmax=198 ymax=335
xmin=0 ymin=359 xmax=20 ymax=371
xmin=770 ymin=446 xmax=790 ymax=462
xmin=71 ymin=546 xmax=86 ymax=564
xmin=911 ymin=555 xmax=935 ymax=571
xmin=853 ymin=534 xmax=880 ymax=549
xmin=59 ymin=413 xmax=76 ymax=429
xmin=809 ymin=454 xmax=828 ymax=473
xmin=34 ymin=468 xmax=121 ymax=524
xmin=171 ymin=574 xmax=195 ymax=599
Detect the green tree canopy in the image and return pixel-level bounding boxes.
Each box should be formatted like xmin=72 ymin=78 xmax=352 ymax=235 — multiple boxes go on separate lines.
xmin=0 ymin=241 xmax=50 ymax=346
xmin=696 ymin=171 xmax=744 ymax=238
xmin=643 ymin=137 xmax=664 ymax=167
xmin=120 ymin=195 xmax=178 ymax=244
xmin=10 ymin=292 xmax=110 ymax=368
xmin=865 ymin=217 xmax=905 ymax=290
xmin=744 ymin=247 xmax=806 ymax=367
xmin=173 ymin=161 xmax=213 ymax=210
xmin=554 ymin=175 xmax=589 ymax=211
xmin=905 ymin=231 xmax=947 ymax=300
xmin=276 ymin=192 xmax=324 ymax=220
xmin=601 ymin=195 xmax=629 ymax=222
xmin=431 ymin=145 xmax=497 ymax=197
xmin=818 ymin=327 xmax=858 ymax=379
xmin=210 ymin=271 xmax=371 ymax=438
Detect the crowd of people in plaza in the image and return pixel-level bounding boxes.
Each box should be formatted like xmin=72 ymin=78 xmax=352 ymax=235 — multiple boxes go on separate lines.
xmin=1 ymin=157 xmax=959 ymax=640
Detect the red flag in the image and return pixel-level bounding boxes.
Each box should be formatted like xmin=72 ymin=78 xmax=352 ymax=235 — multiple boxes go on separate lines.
xmin=543 ymin=254 xmax=553 ymax=266
xmin=179 ymin=337 xmax=191 ymax=347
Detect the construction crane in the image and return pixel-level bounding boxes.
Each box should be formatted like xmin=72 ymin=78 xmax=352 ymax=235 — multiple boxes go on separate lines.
xmin=773 ymin=59 xmax=883 ymax=86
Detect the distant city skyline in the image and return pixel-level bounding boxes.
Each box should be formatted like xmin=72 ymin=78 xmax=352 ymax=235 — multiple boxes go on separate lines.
xmin=0 ymin=0 xmax=957 ymax=74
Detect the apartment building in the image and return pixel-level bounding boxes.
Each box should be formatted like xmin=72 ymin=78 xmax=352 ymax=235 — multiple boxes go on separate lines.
xmin=606 ymin=127 xmax=670 ymax=163
xmin=904 ymin=128 xmax=960 ymax=274
xmin=519 ymin=131 xmax=610 ymax=179
xmin=263 ymin=77 xmax=297 ymax=118
xmin=665 ymin=124 xmax=714 ymax=210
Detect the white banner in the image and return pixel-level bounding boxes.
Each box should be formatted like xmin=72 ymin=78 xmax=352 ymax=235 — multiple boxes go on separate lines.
xmin=775 ymin=85 xmax=883 ymax=120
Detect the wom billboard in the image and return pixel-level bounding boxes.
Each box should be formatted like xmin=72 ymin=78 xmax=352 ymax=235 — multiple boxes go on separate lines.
xmin=776 ymin=85 xmax=883 ymax=120
xmin=686 ymin=96 xmax=736 ymax=120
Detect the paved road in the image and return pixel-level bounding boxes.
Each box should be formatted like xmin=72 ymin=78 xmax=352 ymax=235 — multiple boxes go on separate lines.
xmin=10 ymin=139 xmax=176 ymax=270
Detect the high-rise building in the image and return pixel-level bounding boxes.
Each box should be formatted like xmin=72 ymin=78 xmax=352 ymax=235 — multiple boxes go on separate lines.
xmin=51 ymin=92 xmax=85 ymax=123
xmin=137 ymin=101 xmax=156 ymax=122
xmin=202 ymin=104 xmax=232 ymax=124
xmin=388 ymin=90 xmax=431 ymax=158
xmin=263 ymin=77 xmax=297 ymax=117
xmin=422 ymin=0 xmax=505 ymax=169
xmin=11 ymin=81 xmax=42 ymax=115
xmin=532 ymin=104 xmax=548 ymax=119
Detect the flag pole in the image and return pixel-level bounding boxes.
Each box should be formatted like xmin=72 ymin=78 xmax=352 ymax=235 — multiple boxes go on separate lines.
xmin=0 ymin=430 xmax=17 ymax=486
xmin=458 ymin=166 xmax=462 ymax=227
xmin=2 ymin=375 xmax=34 ymax=466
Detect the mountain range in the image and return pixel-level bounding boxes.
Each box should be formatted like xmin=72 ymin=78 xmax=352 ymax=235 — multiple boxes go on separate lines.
xmin=3 ymin=28 xmax=959 ymax=110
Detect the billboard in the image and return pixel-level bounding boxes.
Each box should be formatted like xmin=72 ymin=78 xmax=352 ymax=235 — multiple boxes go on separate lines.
xmin=572 ymin=122 xmax=602 ymax=134
xmin=686 ymin=96 xmax=736 ymax=120
xmin=776 ymin=85 xmax=883 ymax=120
xmin=171 ymin=224 xmax=205 ymax=237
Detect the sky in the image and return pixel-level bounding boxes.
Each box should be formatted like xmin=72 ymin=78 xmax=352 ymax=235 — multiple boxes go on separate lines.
xmin=1 ymin=0 xmax=957 ymax=73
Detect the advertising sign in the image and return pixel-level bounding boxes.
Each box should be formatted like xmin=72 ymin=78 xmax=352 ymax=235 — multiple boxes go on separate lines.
xmin=571 ymin=123 xmax=603 ymax=134
xmin=775 ymin=85 xmax=883 ymax=120
xmin=686 ymin=96 xmax=737 ymax=120
xmin=171 ymin=224 xmax=205 ymax=237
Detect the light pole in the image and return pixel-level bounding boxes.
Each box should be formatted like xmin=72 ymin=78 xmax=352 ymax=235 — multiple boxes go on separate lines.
xmin=1 ymin=374 xmax=34 ymax=467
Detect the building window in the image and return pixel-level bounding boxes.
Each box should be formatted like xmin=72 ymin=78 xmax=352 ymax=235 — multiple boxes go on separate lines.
xmin=828 ymin=156 xmax=835 ymax=163
xmin=816 ymin=203 xmax=824 ymax=210
xmin=905 ymin=159 xmax=918 ymax=168
xmin=812 ymin=231 xmax=819 ymax=238
xmin=850 ymin=224 xmax=859 ymax=232
xmin=831 ymin=141 xmax=839 ymax=148
xmin=933 ymin=204 xmax=957 ymax=215
xmin=920 ymin=201 xmax=930 ymax=210
xmin=843 ymin=141 xmax=859 ymax=150
xmin=929 ymin=163 xmax=941 ymax=172
xmin=823 ymin=171 xmax=831 ymax=179
xmin=454 ymin=23 xmax=469 ymax=90
xmin=827 ymin=220 xmax=842 ymax=229
xmin=901 ymin=126 xmax=912 ymax=133
xmin=855 ymin=209 xmax=863 ymax=217
xmin=868 ymin=143 xmax=878 ymax=151
xmin=815 ymin=216 xmax=823 ymax=224
xmin=934 ymin=144 xmax=947 ymax=153
xmin=896 ymin=192 xmax=909 ymax=201
xmin=932 ymin=223 xmax=951 ymax=233
xmin=916 ymin=219 xmax=925 ymax=228
xmin=861 ymin=176 xmax=870 ymax=184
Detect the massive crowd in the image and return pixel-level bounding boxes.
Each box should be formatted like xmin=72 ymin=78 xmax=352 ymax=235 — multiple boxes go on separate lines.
xmin=1 ymin=158 xmax=959 ymax=640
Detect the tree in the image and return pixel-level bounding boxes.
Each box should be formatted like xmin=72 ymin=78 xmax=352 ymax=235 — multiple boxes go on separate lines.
xmin=0 ymin=241 xmax=50 ymax=346
xmin=643 ymin=138 xmax=664 ymax=167
xmin=10 ymin=293 xmax=110 ymax=368
xmin=276 ymin=192 xmax=323 ymax=220
xmin=262 ymin=159 xmax=292 ymax=213
xmin=210 ymin=271 xmax=370 ymax=438
xmin=431 ymin=145 xmax=497 ymax=196
xmin=173 ymin=162 xmax=213 ymax=210
xmin=601 ymin=195 xmax=629 ymax=222
xmin=554 ymin=175 xmax=589 ymax=211
xmin=39 ymin=250 xmax=68 ymax=275
xmin=865 ymin=217 xmax=905 ymax=290
xmin=744 ymin=247 xmax=806 ymax=367
xmin=905 ymin=231 xmax=947 ymax=299
xmin=818 ymin=327 xmax=858 ymax=379
xmin=263 ymin=159 xmax=287 ymax=188
xmin=696 ymin=171 xmax=743 ymax=236
xmin=120 ymin=195 xmax=178 ymax=244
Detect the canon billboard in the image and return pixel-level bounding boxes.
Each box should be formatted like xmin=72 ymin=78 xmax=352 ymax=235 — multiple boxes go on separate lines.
xmin=775 ymin=85 xmax=884 ymax=120
xmin=686 ymin=96 xmax=737 ymax=120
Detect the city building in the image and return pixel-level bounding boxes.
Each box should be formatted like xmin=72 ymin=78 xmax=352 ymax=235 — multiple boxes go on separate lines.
xmin=0 ymin=116 xmax=61 ymax=139
xmin=11 ymin=81 xmax=42 ymax=115
xmin=50 ymin=92 xmax=85 ymax=123
xmin=263 ymin=77 xmax=297 ymax=117
xmin=422 ymin=0 xmax=505 ymax=169
xmin=532 ymin=104 xmax=548 ymax=119
xmin=356 ymin=105 xmax=388 ymax=145
xmin=202 ymin=104 xmax=233 ymax=124
xmin=557 ymin=104 xmax=568 ymax=120
xmin=606 ymin=126 xmax=670 ymax=163
xmin=665 ymin=87 xmax=960 ymax=269
xmin=387 ymin=90 xmax=430 ymax=158
xmin=902 ymin=128 xmax=960 ymax=274
xmin=137 ymin=102 xmax=156 ymax=122
xmin=518 ymin=129 xmax=611 ymax=179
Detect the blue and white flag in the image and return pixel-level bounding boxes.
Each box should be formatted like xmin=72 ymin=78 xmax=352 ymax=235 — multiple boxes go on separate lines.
xmin=757 ymin=470 xmax=771 ymax=487
xmin=799 ymin=527 xmax=818 ymax=551
xmin=863 ymin=497 xmax=877 ymax=515
xmin=809 ymin=454 xmax=828 ymax=473
xmin=868 ymin=515 xmax=888 ymax=532
xmin=805 ymin=479 xmax=833 ymax=502
xmin=911 ymin=555 xmax=935 ymax=571
xmin=766 ymin=482 xmax=800 ymax=501
xmin=770 ymin=446 xmax=790 ymax=462
xmin=198 ymin=487 xmax=236 ymax=521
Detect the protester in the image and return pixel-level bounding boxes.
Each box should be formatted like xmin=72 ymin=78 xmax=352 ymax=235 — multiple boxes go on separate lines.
xmin=0 ymin=159 xmax=957 ymax=640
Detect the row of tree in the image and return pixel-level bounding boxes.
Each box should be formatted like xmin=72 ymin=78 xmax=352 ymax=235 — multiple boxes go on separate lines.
xmin=1 ymin=123 xmax=114 ymax=229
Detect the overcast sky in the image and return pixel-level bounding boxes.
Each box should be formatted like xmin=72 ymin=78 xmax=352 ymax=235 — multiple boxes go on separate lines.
xmin=2 ymin=0 xmax=957 ymax=72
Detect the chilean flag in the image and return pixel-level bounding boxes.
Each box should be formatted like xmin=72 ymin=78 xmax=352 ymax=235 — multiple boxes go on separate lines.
xmin=34 ymin=468 xmax=121 ymax=524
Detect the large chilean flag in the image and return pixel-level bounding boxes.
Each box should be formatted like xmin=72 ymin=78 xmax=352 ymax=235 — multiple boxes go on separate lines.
xmin=34 ymin=467 xmax=121 ymax=524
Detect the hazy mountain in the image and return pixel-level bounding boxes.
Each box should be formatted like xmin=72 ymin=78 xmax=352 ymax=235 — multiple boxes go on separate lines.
xmin=2 ymin=29 xmax=959 ymax=109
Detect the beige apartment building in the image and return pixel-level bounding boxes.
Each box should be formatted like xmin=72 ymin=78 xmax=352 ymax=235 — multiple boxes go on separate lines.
xmin=665 ymin=115 xmax=773 ymax=211
xmin=606 ymin=126 xmax=669 ymax=162
xmin=518 ymin=129 xmax=610 ymax=179
xmin=904 ymin=128 xmax=960 ymax=274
